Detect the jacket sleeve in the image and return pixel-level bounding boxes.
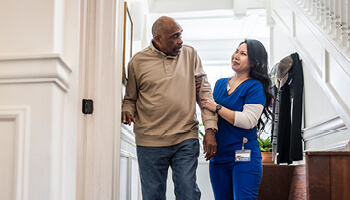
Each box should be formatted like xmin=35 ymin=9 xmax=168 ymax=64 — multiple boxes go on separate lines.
xmin=194 ymin=51 xmax=218 ymax=130
xmin=122 ymin=60 xmax=137 ymax=116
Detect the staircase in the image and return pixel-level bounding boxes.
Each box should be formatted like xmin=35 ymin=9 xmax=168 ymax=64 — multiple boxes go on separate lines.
xmin=271 ymin=0 xmax=350 ymax=152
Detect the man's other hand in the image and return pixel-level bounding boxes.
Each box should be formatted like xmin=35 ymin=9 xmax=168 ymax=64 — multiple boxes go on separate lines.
xmin=203 ymin=128 xmax=217 ymax=161
xmin=122 ymin=111 xmax=136 ymax=125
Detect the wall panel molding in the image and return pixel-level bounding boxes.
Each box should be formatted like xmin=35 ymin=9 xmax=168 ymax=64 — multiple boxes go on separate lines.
xmin=303 ymin=116 xmax=349 ymax=151
xmin=303 ymin=116 xmax=346 ymax=141
xmin=119 ymin=150 xmax=139 ymax=200
xmin=121 ymin=124 xmax=136 ymax=147
xmin=120 ymin=149 xmax=137 ymax=159
xmin=0 ymin=105 xmax=31 ymax=200
xmin=0 ymin=54 xmax=72 ymax=91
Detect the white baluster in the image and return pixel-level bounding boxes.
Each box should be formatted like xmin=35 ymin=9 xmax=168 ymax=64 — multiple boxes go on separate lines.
xmin=320 ymin=0 xmax=327 ymax=27
xmin=347 ymin=0 xmax=350 ymax=51
xmin=299 ymin=0 xmax=304 ymax=8
xmin=347 ymin=0 xmax=350 ymax=28
xmin=324 ymin=0 xmax=332 ymax=29
xmin=304 ymin=0 xmax=309 ymax=12
xmin=301 ymin=0 xmax=307 ymax=9
xmin=310 ymin=0 xmax=316 ymax=16
xmin=340 ymin=0 xmax=349 ymax=49
xmin=334 ymin=0 xmax=342 ymax=42
xmin=308 ymin=0 xmax=313 ymax=14
xmin=315 ymin=0 xmax=322 ymax=24
xmin=329 ymin=0 xmax=337 ymax=37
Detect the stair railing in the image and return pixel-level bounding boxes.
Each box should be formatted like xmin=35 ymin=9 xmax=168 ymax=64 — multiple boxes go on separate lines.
xmin=294 ymin=0 xmax=350 ymax=53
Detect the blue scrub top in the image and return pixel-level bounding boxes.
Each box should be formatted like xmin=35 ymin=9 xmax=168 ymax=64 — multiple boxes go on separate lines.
xmin=211 ymin=78 xmax=266 ymax=163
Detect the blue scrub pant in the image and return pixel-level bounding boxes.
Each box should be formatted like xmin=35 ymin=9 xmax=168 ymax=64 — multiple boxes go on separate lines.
xmin=209 ymin=157 xmax=262 ymax=200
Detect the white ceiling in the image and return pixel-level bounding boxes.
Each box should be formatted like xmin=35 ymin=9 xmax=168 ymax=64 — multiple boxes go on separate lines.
xmin=148 ymin=0 xmax=267 ymax=15
xmin=149 ymin=0 xmax=233 ymax=13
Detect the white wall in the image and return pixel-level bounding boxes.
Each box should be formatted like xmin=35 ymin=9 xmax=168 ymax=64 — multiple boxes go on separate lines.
xmin=0 ymin=0 xmax=80 ymax=199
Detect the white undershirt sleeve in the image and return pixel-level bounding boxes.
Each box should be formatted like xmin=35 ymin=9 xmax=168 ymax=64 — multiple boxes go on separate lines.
xmin=234 ymin=104 xmax=264 ymax=129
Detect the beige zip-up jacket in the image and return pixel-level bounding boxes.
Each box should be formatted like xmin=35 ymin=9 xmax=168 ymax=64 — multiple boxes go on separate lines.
xmin=122 ymin=41 xmax=218 ymax=147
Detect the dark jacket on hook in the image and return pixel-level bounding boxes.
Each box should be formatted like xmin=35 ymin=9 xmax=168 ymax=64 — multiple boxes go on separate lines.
xmin=273 ymin=52 xmax=304 ymax=164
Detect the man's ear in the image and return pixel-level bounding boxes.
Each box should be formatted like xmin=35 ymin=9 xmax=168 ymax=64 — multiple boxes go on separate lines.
xmin=153 ymin=35 xmax=161 ymax=45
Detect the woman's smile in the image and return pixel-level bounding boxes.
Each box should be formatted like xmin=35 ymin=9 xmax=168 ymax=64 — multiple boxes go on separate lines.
xmin=233 ymin=60 xmax=239 ymax=66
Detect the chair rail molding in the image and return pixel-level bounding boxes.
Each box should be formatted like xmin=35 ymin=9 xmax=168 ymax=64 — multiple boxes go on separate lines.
xmin=0 ymin=53 xmax=72 ymax=91
xmin=303 ymin=116 xmax=349 ymax=151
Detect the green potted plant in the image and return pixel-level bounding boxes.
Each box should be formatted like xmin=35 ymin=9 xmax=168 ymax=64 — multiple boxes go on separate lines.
xmin=258 ymin=136 xmax=274 ymax=164
xmin=258 ymin=137 xmax=272 ymax=152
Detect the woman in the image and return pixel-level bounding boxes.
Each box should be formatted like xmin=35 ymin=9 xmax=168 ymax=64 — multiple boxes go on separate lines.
xmin=201 ymin=39 xmax=273 ymax=200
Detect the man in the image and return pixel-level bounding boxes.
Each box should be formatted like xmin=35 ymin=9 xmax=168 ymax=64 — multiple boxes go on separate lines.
xmin=122 ymin=16 xmax=218 ymax=200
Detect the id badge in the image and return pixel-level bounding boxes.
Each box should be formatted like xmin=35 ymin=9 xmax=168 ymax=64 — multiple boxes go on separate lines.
xmin=235 ymin=149 xmax=251 ymax=162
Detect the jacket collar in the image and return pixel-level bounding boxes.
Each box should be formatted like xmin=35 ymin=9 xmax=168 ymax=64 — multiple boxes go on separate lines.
xmin=150 ymin=40 xmax=178 ymax=60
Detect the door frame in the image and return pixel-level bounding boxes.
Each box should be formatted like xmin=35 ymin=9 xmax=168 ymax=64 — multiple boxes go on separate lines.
xmin=77 ymin=0 xmax=124 ymax=199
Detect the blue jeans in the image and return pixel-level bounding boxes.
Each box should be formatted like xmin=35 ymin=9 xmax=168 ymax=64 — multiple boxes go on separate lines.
xmin=137 ymin=139 xmax=201 ymax=200
xmin=210 ymin=157 xmax=262 ymax=200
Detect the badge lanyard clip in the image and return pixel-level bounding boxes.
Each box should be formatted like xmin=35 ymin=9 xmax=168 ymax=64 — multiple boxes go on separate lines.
xmin=242 ymin=137 xmax=248 ymax=150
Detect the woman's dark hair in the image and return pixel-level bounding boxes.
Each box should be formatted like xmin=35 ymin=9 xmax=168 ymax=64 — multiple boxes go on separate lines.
xmin=240 ymin=39 xmax=273 ymax=131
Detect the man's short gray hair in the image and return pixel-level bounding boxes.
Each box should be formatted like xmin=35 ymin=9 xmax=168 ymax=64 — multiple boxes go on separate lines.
xmin=152 ymin=16 xmax=173 ymax=37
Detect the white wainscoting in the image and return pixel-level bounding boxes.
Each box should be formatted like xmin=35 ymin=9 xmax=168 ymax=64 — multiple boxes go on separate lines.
xmin=326 ymin=52 xmax=350 ymax=114
xmin=0 ymin=51 xmax=73 ymax=200
xmin=0 ymin=106 xmax=30 ymax=200
xmin=120 ymin=124 xmax=141 ymax=200
xmin=119 ymin=150 xmax=141 ymax=200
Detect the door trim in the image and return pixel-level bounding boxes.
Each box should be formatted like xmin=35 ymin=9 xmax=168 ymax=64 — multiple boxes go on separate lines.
xmin=77 ymin=0 xmax=124 ymax=199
